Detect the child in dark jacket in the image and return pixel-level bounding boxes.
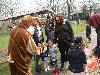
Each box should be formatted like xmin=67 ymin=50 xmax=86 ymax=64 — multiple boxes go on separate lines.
xmin=67 ymin=37 xmax=87 ymax=75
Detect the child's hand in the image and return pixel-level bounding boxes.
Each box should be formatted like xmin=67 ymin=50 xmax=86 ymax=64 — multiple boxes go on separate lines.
xmin=71 ymin=43 xmax=74 ymax=46
xmin=8 ymin=53 xmax=14 ymax=63
xmin=8 ymin=57 xmax=14 ymax=63
xmin=35 ymin=47 xmax=41 ymax=55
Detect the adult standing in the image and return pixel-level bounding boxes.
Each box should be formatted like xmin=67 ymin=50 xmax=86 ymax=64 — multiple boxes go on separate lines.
xmin=8 ymin=15 xmax=39 ymax=75
xmin=88 ymin=14 xmax=100 ymax=46
xmin=88 ymin=14 xmax=100 ymax=60
xmin=54 ymin=14 xmax=74 ymax=70
xmin=32 ymin=17 xmax=46 ymax=72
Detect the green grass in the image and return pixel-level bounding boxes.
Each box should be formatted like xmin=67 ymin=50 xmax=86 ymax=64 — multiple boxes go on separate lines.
xmin=0 ymin=34 xmax=9 ymax=49
xmin=0 ymin=56 xmax=8 ymax=63
xmin=71 ymin=21 xmax=86 ymax=34
xmin=0 ymin=63 xmax=10 ymax=75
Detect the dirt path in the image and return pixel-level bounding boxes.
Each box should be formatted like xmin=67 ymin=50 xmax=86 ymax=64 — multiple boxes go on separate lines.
xmin=0 ymin=48 xmax=7 ymax=56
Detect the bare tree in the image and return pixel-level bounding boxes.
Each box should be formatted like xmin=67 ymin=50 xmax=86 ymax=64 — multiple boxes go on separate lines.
xmin=46 ymin=0 xmax=60 ymax=14
xmin=66 ymin=0 xmax=75 ymax=19
xmin=0 ymin=0 xmax=21 ymax=21
xmin=80 ymin=0 xmax=97 ymax=15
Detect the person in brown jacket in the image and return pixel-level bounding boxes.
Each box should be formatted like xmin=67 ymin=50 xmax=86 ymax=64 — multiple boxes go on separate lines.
xmin=8 ymin=15 xmax=40 ymax=75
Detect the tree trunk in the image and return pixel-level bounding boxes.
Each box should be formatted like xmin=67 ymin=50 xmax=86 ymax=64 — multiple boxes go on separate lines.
xmin=68 ymin=5 xmax=71 ymax=20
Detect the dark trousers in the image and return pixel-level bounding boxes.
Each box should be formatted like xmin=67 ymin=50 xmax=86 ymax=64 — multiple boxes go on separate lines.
xmin=59 ymin=48 xmax=69 ymax=68
xmin=86 ymin=34 xmax=91 ymax=42
xmin=97 ymin=32 xmax=100 ymax=46
xmin=93 ymin=29 xmax=100 ymax=60
xmin=34 ymin=55 xmax=41 ymax=68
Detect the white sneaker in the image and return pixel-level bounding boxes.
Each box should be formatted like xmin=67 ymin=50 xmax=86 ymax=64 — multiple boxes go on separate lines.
xmin=47 ymin=66 xmax=50 ymax=70
xmin=45 ymin=68 xmax=48 ymax=72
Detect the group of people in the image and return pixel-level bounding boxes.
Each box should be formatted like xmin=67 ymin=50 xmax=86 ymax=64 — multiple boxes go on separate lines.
xmin=8 ymin=13 xmax=99 ymax=75
xmin=45 ymin=14 xmax=90 ymax=75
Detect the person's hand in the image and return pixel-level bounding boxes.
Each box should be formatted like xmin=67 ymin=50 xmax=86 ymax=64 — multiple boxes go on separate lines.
xmin=8 ymin=53 xmax=14 ymax=63
xmin=8 ymin=57 xmax=14 ymax=63
xmin=71 ymin=43 xmax=74 ymax=46
xmin=35 ymin=47 xmax=41 ymax=55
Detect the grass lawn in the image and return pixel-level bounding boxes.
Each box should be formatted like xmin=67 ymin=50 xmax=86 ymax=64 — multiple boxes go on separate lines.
xmin=0 ymin=56 xmax=8 ymax=63
xmin=0 ymin=34 xmax=9 ymax=49
xmin=0 ymin=63 xmax=10 ymax=75
xmin=71 ymin=21 xmax=86 ymax=34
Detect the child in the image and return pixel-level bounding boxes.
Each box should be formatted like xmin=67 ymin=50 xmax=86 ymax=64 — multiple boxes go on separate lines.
xmin=35 ymin=42 xmax=50 ymax=72
xmin=67 ymin=36 xmax=87 ymax=75
xmin=42 ymin=43 xmax=50 ymax=72
xmin=48 ymin=39 xmax=59 ymax=75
